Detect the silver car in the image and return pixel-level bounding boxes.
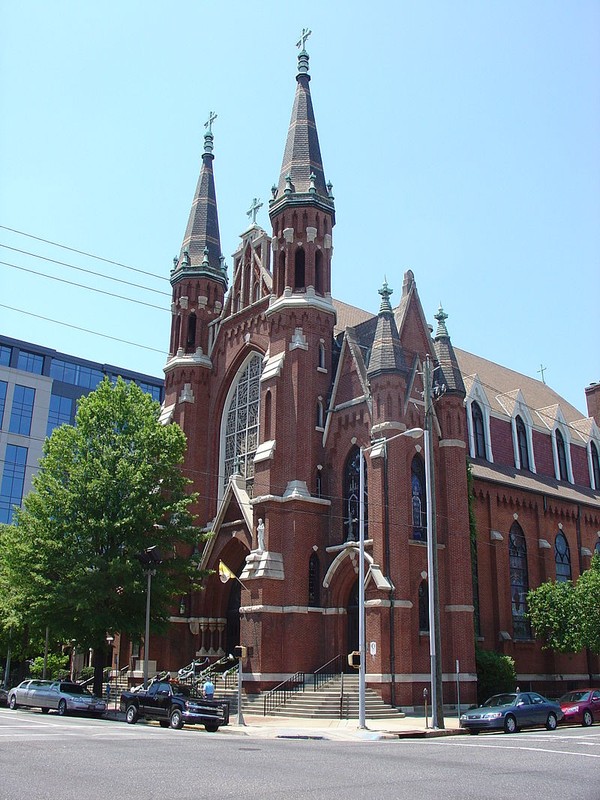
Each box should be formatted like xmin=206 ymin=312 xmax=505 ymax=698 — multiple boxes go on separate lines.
xmin=8 ymin=679 xmax=53 ymax=711
xmin=9 ymin=680 xmax=106 ymax=716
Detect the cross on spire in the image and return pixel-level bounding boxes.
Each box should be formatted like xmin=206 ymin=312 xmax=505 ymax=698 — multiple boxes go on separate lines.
xmin=296 ymin=27 xmax=311 ymax=51
xmin=538 ymin=364 xmax=547 ymax=384
xmin=247 ymin=197 xmax=263 ymax=224
xmin=204 ymin=111 xmax=217 ymax=134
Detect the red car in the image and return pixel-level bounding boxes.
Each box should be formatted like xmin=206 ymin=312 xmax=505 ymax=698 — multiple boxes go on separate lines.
xmin=559 ymin=688 xmax=600 ymax=727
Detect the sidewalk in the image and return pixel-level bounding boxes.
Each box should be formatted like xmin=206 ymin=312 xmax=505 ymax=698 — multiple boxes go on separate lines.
xmin=105 ymin=701 xmax=466 ymax=741
xmin=224 ymin=712 xmax=466 ymax=741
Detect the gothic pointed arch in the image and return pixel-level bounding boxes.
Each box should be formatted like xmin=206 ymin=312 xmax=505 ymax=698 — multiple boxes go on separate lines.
xmin=343 ymin=446 xmax=366 ymax=542
xmin=555 ymin=531 xmax=572 ymax=582
xmin=509 ymin=521 xmax=531 ymax=639
xmin=411 ymin=454 xmax=426 ymax=541
xmin=218 ymin=351 xmax=263 ymax=498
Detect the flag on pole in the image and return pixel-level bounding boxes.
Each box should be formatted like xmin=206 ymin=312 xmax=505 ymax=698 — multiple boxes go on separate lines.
xmin=219 ymin=560 xmax=235 ymax=584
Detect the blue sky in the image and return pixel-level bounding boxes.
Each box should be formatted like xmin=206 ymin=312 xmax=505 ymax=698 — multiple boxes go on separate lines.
xmin=1 ymin=1 xmax=598 ymax=414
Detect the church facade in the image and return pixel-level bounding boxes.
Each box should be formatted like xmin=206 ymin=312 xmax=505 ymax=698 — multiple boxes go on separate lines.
xmin=152 ymin=41 xmax=600 ymax=708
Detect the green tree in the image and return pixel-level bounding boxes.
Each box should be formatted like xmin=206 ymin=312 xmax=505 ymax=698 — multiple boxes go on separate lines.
xmin=527 ymin=554 xmax=600 ymax=654
xmin=0 ymin=378 xmax=204 ymax=695
xmin=475 ymin=647 xmax=516 ymax=705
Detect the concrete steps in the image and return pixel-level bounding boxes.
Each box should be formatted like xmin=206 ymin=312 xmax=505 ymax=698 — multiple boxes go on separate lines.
xmin=267 ymin=675 xmax=405 ymax=720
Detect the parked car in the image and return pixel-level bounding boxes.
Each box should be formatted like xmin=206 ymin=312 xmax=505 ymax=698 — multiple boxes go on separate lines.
xmin=120 ymin=680 xmax=229 ymax=731
xmin=559 ymin=688 xmax=600 ymax=727
xmin=8 ymin=679 xmax=53 ymax=710
xmin=9 ymin=679 xmax=106 ymax=716
xmin=460 ymin=691 xmax=563 ymax=735
xmin=0 ymin=687 xmax=8 ymax=707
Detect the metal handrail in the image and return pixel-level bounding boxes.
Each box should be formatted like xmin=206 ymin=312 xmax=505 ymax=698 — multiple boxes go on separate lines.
xmin=263 ymin=672 xmax=305 ymax=716
xmin=313 ymin=653 xmax=343 ymax=691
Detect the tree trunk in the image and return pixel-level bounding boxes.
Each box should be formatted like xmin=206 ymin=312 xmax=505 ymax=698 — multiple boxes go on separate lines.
xmin=92 ymin=645 xmax=107 ymax=698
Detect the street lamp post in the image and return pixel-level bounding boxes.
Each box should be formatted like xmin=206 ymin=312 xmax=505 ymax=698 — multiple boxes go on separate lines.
xmin=357 ymin=425 xmax=439 ymax=729
xmin=358 ymin=421 xmax=444 ymax=728
xmin=136 ymin=546 xmax=162 ymax=688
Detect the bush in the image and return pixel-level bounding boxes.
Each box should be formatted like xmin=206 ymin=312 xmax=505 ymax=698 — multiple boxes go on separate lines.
xmin=78 ymin=666 xmax=94 ymax=682
xmin=29 ymin=654 xmax=70 ymax=680
xmin=475 ymin=647 xmax=516 ymax=705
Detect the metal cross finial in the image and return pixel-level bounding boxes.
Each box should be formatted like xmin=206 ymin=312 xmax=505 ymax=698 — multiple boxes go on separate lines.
xmin=538 ymin=364 xmax=547 ymax=384
xmin=296 ymin=28 xmax=312 ymax=51
xmin=204 ymin=111 xmax=217 ymax=134
xmin=247 ymin=197 xmax=263 ymax=224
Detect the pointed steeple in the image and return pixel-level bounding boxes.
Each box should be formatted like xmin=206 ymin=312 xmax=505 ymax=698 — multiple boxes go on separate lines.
xmin=172 ymin=112 xmax=227 ymax=287
xmin=432 ymin=304 xmax=465 ymax=394
xmin=367 ymin=280 xmax=407 ymax=378
xmin=269 ymin=31 xmax=334 ymax=220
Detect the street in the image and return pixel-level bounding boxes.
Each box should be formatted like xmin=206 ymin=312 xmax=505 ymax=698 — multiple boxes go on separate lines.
xmin=0 ymin=708 xmax=599 ymax=800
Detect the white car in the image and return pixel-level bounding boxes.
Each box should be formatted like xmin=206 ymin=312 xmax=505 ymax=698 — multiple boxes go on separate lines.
xmin=8 ymin=680 xmax=107 ymax=716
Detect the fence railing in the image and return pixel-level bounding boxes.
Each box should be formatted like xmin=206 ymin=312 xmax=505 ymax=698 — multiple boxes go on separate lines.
xmin=263 ymin=672 xmax=305 ymax=716
xmin=313 ymin=653 xmax=343 ymax=691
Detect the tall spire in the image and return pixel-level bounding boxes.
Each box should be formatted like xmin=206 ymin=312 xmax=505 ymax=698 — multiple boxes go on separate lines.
xmin=432 ymin=304 xmax=465 ymax=394
xmin=172 ymin=112 xmax=226 ymax=286
xmin=367 ymin=280 xmax=407 ymax=378
xmin=269 ymin=31 xmax=334 ymax=218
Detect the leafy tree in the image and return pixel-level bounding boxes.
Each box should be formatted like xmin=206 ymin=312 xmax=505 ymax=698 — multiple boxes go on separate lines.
xmin=527 ymin=554 xmax=600 ymax=654
xmin=29 ymin=654 xmax=69 ymax=680
xmin=0 ymin=378 xmax=204 ymax=696
xmin=475 ymin=647 xmax=516 ymax=705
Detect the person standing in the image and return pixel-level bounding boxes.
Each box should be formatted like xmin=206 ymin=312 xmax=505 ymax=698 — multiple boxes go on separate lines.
xmin=203 ymin=678 xmax=215 ymax=700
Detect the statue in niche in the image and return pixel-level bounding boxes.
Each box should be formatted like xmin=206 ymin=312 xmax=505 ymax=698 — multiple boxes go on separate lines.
xmin=256 ymin=518 xmax=265 ymax=552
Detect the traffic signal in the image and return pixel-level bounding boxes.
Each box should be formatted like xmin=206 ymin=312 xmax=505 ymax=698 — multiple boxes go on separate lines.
xmin=347 ymin=651 xmax=361 ymax=669
xmin=234 ymin=645 xmax=247 ymax=658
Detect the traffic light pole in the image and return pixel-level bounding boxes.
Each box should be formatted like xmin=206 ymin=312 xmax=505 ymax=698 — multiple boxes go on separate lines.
xmin=358 ymin=445 xmax=366 ymax=729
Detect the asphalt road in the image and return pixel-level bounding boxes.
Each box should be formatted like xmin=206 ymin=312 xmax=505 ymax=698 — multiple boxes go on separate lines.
xmin=1 ymin=708 xmax=599 ymax=800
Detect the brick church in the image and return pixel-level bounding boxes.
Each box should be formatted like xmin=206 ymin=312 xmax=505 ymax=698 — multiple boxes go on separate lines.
xmin=152 ymin=39 xmax=600 ymax=708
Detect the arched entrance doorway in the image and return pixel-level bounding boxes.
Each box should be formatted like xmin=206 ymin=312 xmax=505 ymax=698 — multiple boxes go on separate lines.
xmin=225 ymin=578 xmax=241 ymax=655
xmin=346 ymin=579 xmax=359 ymax=670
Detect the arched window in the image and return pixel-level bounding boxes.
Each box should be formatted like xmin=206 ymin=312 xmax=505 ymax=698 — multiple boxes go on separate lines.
xmin=277 ymin=252 xmax=286 ymax=295
xmin=555 ymin=532 xmax=571 ymax=582
xmin=472 ymin=401 xmax=486 ymax=459
xmin=308 ymin=552 xmax=320 ymax=607
xmin=264 ymin=390 xmax=272 ymax=440
xmin=222 ymin=353 xmax=262 ymax=496
xmin=595 ymin=540 xmax=600 ymax=556
xmin=515 ymin=415 xmax=530 ymax=471
xmin=318 ymin=341 xmax=326 ymax=370
xmin=294 ymin=248 xmax=305 ymax=290
xmin=509 ymin=522 xmax=531 ymax=639
xmin=343 ymin=447 xmax=366 ymax=542
xmin=316 ymin=399 xmax=324 ymax=428
xmin=411 ymin=455 xmax=426 ymax=541
xmin=590 ymin=442 xmax=600 ymax=490
xmin=556 ymin=430 xmax=568 ymax=481
xmin=186 ymin=313 xmax=197 ymax=351
xmin=315 ymin=249 xmax=323 ymax=295
xmin=316 ymin=469 xmax=322 ymax=499
xmin=418 ymin=580 xmax=429 ymax=632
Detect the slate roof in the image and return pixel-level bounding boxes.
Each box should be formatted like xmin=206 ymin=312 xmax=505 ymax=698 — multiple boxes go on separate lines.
xmin=270 ymin=47 xmax=334 ymax=216
xmin=173 ymin=129 xmax=226 ymax=284
xmin=456 ymin=348 xmax=586 ymax=422
xmin=332 ymin=299 xmax=590 ymax=428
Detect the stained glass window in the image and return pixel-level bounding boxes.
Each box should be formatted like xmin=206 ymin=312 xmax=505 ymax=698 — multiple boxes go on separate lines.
xmin=411 ymin=455 xmax=426 ymax=541
xmin=555 ymin=532 xmax=571 ymax=582
xmin=223 ymin=353 xmax=262 ymax=496
xmin=343 ymin=447 xmax=366 ymax=542
xmin=509 ymin=522 xmax=531 ymax=639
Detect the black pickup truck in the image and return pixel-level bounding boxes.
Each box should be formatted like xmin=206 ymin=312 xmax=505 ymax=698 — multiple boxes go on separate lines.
xmin=120 ymin=680 xmax=229 ymax=732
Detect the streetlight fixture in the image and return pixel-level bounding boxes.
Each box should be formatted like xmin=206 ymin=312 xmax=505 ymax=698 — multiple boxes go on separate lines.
xmin=358 ymin=423 xmax=443 ymax=730
xmin=136 ymin=546 xmax=163 ymax=687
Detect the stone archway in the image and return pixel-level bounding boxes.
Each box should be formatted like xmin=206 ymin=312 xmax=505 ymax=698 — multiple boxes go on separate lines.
xmin=347 ymin=579 xmax=359 ymax=667
xmin=225 ymin=578 xmax=241 ymax=655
